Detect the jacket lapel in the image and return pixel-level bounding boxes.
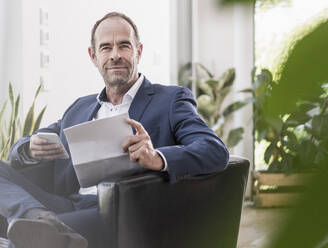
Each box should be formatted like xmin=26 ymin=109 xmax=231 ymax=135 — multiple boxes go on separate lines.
xmin=84 ymin=100 xmax=101 ymax=122
xmin=76 ymin=79 xmax=154 ymax=132
xmin=129 ymin=78 xmax=154 ymax=129
xmin=61 ymin=97 xmax=100 ymax=154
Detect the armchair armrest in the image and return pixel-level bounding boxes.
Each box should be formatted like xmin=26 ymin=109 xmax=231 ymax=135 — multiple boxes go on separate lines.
xmin=97 ymin=155 xmax=250 ymax=248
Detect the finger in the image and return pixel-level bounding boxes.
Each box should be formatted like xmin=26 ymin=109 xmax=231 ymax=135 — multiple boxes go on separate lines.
xmin=128 ymin=140 xmax=147 ymax=153
xmin=125 ymin=118 xmax=147 ymax=135
xmin=130 ymin=145 xmax=153 ymax=164
xmin=31 ymin=149 xmax=65 ymax=160
xmin=129 ymin=149 xmax=142 ymax=163
xmin=30 ymin=135 xmax=50 ymax=145
xmin=32 ymin=149 xmax=65 ymax=155
xmin=122 ymin=134 xmax=148 ymax=152
xmin=35 ymin=152 xmax=67 ymax=161
xmin=30 ymin=143 xmax=63 ymax=152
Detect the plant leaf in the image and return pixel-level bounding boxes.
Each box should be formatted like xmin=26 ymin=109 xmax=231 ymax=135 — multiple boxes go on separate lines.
xmin=34 ymin=83 xmax=43 ymax=100
xmin=33 ymin=106 xmax=47 ymax=133
xmin=0 ymin=101 xmax=7 ymax=127
xmin=221 ymin=68 xmax=235 ymax=89
xmin=9 ymin=117 xmax=16 ymax=148
xmin=222 ymin=101 xmax=247 ymax=117
xmin=14 ymin=95 xmax=20 ymax=120
xmin=215 ymin=86 xmax=232 ymax=107
xmin=285 ymin=131 xmax=298 ymax=150
xmin=260 ymin=69 xmax=273 ymax=84
xmin=239 ymin=88 xmax=253 ymax=93
xmin=265 ymin=116 xmax=283 ymax=133
xmin=197 ymin=78 xmax=213 ymax=97
xmin=295 ymin=140 xmax=317 ymax=169
xmin=205 ymin=80 xmax=219 ymax=91
xmin=214 ymin=124 xmax=224 ymax=138
xmin=7 ymin=84 xmax=16 ymax=136
xmin=22 ymin=103 xmax=35 ymax=136
xmin=254 ymin=78 xmax=268 ymax=98
xmin=197 ymin=94 xmax=216 ymax=119
xmin=196 ymin=63 xmax=214 ymax=78
xmin=298 ymin=101 xmax=318 ymax=113
xmin=286 ymin=111 xmax=311 ymax=126
xmin=8 ymin=83 xmax=14 ymax=108
xmin=0 ymin=136 xmax=10 ymax=161
xmin=227 ymin=127 xmax=244 ymax=148
xmin=310 ymin=114 xmax=328 ymax=139
xmin=0 ymin=134 xmax=3 ymax=150
xmin=264 ymin=142 xmax=275 ymax=164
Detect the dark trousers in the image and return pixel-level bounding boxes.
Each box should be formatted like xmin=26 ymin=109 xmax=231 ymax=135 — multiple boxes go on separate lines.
xmin=0 ymin=161 xmax=107 ymax=247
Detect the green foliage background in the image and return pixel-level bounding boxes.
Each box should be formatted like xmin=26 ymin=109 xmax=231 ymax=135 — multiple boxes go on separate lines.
xmin=179 ymin=63 xmax=251 ymax=149
xmin=217 ymin=0 xmax=328 ymax=247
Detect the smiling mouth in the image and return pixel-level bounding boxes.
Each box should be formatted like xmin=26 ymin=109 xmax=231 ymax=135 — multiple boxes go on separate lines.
xmin=107 ymin=67 xmax=127 ymax=70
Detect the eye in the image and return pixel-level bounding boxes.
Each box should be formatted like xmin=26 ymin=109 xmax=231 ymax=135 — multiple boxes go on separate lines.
xmin=120 ymin=44 xmax=131 ymax=49
xmin=101 ymin=46 xmax=111 ymax=51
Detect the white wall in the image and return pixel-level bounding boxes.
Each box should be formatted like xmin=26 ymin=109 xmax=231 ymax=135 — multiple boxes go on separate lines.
xmin=21 ymin=0 xmax=41 ymax=119
xmin=196 ymin=0 xmax=236 ymax=74
xmin=233 ymin=4 xmax=254 ymax=197
xmin=1 ymin=0 xmax=172 ymax=126
xmin=0 ymin=0 xmax=23 ymax=103
xmin=194 ymin=0 xmax=254 ymax=197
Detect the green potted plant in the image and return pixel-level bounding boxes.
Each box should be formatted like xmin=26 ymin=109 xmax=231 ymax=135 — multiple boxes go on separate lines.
xmin=0 ymin=83 xmax=47 ymax=161
xmin=211 ymin=0 xmax=328 ymax=246
xmin=179 ymin=63 xmax=251 ymax=149
xmin=251 ymin=68 xmax=327 ymax=207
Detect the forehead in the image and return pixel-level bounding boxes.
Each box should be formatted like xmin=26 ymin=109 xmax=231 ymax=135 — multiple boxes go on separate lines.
xmin=94 ymin=18 xmax=135 ymax=46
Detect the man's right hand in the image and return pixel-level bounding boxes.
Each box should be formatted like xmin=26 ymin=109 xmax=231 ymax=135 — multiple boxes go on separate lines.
xmin=28 ymin=134 xmax=67 ymax=161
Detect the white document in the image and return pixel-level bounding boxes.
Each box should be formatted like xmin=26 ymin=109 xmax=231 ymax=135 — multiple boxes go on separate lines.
xmin=64 ymin=113 xmax=143 ymax=187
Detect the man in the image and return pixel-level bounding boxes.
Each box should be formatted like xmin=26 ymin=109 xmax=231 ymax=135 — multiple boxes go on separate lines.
xmin=0 ymin=12 xmax=229 ymax=248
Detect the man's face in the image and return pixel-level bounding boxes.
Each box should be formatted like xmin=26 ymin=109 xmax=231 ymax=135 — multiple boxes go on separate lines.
xmin=89 ymin=18 xmax=142 ymax=87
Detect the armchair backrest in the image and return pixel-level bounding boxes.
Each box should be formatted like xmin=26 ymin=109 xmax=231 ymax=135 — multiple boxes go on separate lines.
xmin=98 ymin=155 xmax=250 ymax=248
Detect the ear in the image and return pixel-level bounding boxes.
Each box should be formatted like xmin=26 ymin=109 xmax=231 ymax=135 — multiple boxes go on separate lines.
xmin=88 ymin=47 xmax=98 ymax=67
xmin=136 ymin=43 xmax=143 ymax=64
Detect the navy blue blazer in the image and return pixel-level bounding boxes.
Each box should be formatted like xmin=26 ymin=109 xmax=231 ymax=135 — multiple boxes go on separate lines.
xmin=10 ymin=77 xmax=229 ymax=196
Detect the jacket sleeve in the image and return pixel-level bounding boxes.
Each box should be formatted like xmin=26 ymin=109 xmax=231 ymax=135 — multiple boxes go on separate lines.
xmin=9 ymin=121 xmax=62 ymax=166
xmin=157 ymin=87 xmax=229 ymax=183
xmin=9 ymin=98 xmax=81 ymax=166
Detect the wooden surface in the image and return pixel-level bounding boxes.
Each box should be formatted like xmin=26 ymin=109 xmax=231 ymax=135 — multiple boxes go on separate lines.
xmin=253 ymin=172 xmax=313 ymax=186
xmin=254 ymin=193 xmax=303 ymax=207
xmin=252 ymin=172 xmax=312 ymax=207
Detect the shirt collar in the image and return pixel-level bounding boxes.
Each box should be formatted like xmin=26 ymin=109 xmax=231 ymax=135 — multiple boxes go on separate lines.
xmin=96 ymin=74 xmax=144 ymax=104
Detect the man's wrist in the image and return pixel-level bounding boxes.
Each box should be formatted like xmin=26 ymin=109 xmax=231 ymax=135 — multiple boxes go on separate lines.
xmin=156 ymin=149 xmax=168 ymax=171
xmin=19 ymin=142 xmax=39 ymax=164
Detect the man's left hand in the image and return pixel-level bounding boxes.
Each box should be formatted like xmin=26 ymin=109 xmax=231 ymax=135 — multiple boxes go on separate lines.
xmin=122 ymin=118 xmax=164 ymax=171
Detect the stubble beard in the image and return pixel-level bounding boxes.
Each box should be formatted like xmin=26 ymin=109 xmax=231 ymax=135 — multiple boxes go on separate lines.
xmin=102 ymin=58 xmax=138 ymax=92
xmin=103 ymin=60 xmax=133 ymax=87
xmin=106 ymin=73 xmax=130 ymax=87
xmin=103 ymin=70 xmax=136 ymax=96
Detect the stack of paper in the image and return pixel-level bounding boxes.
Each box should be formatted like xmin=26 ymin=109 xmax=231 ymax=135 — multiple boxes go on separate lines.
xmin=64 ymin=113 xmax=143 ymax=187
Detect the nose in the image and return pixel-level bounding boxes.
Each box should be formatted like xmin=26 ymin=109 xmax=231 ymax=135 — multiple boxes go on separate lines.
xmin=110 ymin=46 xmax=121 ymax=62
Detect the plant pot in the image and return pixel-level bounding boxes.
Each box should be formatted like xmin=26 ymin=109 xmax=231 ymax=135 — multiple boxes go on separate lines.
xmin=252 ymin=171 xmax=313 ymax=207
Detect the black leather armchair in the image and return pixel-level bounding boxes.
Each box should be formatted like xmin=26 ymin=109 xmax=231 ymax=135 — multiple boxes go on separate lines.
xmin=97 ymin=155 xmax=249 ymax=248
xmin=0 ymin=156 xmax=249 ymax=248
